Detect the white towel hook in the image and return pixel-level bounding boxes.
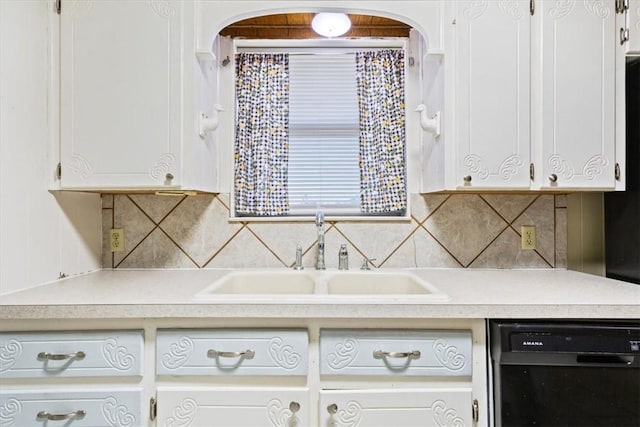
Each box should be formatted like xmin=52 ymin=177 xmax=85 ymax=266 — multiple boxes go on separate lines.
xmin=415 ymin=104 xmax=441 ymax=138
xmin=199 ymin=104 xmax=224 ymax=138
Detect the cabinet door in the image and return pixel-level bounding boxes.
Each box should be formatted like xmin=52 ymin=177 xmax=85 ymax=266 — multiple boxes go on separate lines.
xmin=456 ymin=0 xmax=531 ymax=189
xmin=156 ymin=387 xmax=309 ymax=427
xmin=319 ymin=388 xmax=473 ymax=427
xmin=60 ymin=0 xmax=183 ymax=189
xmin=535 ymin=0 xmax=616 ymax=189
xmin=627 ymin=0 xmax=640 ymax=53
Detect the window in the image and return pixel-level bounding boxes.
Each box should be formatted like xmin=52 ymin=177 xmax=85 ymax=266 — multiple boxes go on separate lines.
xmin=288 ymin=53 xmax=361 ymax=214
xmin=233 ymin=41 xmax=407 ymax=219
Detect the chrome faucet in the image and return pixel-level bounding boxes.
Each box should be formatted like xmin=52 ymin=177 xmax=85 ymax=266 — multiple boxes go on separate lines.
xmin=315 ymin=210 xmax=325 ymax=270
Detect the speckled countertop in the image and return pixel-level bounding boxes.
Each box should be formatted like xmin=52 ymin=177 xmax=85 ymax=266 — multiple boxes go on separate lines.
xmin=0 ymin=268 xmax=638 ymax=320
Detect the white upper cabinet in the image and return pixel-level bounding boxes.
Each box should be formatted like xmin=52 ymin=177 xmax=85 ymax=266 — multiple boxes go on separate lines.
xmin=60 ymin=0 xmax=218 ymax=191
xmin=56 ymin=0 xmax=622 ymax=192
xmin=533 ymin=0 xmax=617 ymax=190
xmin=624 ymin=0 xmax=640 ymax=53
xmin=442 ymin=0 xmax=622 ymax=192
xmin=455 ymin=0 xmax=531 ymax=189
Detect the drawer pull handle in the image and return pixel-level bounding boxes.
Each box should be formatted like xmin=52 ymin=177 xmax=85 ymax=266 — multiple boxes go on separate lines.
xmin=37 ymin=410 xmax=86 ymax=421
xmin=327 ymin=403 xmax=338 ymax=415
xmin=37 ymin=351 xmax=86 ymax=361
xmin=207 ymin=349 xmax=255 ymax=359
xmin=373 ymin=350 xmax=421 ymax=359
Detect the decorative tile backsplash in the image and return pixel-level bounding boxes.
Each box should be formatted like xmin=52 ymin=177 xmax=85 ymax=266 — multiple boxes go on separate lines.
xmin=102 ymin=193 xmax=567 ymax=270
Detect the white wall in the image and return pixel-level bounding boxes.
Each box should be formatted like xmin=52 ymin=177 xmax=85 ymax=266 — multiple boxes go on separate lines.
xmin=567 ymin=193 xmax=606 ymax=277
xmin=0 ymin=0 xmax=101 ymax=296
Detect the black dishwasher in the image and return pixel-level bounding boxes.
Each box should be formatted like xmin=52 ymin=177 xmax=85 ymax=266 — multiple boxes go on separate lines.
xmin=489 ymin=320 xmax=640 ymax=427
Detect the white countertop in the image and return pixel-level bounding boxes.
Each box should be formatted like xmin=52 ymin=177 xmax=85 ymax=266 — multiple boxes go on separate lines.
xmin=0 ymin=268 xmax=638 ymax=320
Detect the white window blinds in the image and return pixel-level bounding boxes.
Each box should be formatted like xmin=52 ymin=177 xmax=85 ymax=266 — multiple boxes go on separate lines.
xmin=288 ymin=54 xmax=361 ymax=215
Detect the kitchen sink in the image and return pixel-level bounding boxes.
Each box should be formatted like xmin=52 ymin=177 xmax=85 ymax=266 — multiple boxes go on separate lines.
xmin=193 ymin=270 xmax=449 ymax=302
xmin=325 ymin=271 xmax=444 ymax=296
xmin=193 ymin=271 xmax=316 ymax=298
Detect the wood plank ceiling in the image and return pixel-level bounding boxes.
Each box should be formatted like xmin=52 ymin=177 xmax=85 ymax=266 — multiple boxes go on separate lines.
xmin=220 ymin=13 xmax=411 ymax=39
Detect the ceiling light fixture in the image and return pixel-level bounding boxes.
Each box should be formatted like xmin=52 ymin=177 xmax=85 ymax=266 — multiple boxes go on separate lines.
xmin=311 ymin=13 xmax=351 ymax=38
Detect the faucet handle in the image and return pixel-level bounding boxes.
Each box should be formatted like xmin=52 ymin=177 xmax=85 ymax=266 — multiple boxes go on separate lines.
xmin=338 ymin=244 xmax=349 ymax=270
xmin=293 ymin=244 xmax=304 ymax=270
xmin=361 ymin=257 xmax=376 ymax=270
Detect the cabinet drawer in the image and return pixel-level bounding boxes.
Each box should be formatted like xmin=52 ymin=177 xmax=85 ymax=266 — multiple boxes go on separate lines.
xmin=0 ymin=331 xmax=143 ymax=378
xmin=157 ymin=386 xmax=309 ymax=427
xmin=0 ymin=389 xmax=142 ymax=427
xmin=156 ymin=329 xmax=308 ymax=376
xmin=320 ymin=329 xmax=472 ymax=376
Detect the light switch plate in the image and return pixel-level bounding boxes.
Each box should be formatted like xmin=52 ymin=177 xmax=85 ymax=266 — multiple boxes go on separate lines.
xmin=521 ymin=225 xmax=536 ymax=250
xmin=109 ymin=228 xmax=125 ymax=252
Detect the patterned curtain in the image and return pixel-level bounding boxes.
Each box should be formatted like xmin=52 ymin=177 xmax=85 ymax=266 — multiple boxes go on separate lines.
xmin=355 ymin=49 xmax=407 ymax=214
xmin=234 ymin=53 xmax=290 ymax=216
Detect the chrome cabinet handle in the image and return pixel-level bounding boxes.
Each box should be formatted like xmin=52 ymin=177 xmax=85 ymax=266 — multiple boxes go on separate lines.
xmin=37 ymin=410 xmax=86 ymax=421
xmin=207 ymin=349 xmax=255 ymax=359
xmin=289 ymin=401 xmax=300 ymax=413
xmin=37 ymin=351 xmax=85 ymax=361
xmin=373 ymin=350 xmax=421 ymax=359
xmin=548 ymin=173 xmax=558 ymax=183
xmin=327 ymin=403 xmax=338 ymax=415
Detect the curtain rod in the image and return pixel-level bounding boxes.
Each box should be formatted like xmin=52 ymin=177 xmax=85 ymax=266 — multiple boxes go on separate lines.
xmin=235 ymin=39 xmax=404 ymax=48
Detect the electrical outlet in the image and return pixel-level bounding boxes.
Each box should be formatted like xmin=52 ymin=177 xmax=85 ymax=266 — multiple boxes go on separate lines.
xmin=521 ymin=225 xmax=536 ymax=250
xmin=109 ymin=228 xmax=125 ymax=252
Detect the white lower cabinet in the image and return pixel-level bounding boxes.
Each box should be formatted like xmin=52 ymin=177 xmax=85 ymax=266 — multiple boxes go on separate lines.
xmin=156 ymin=387 xmax=310 ymax=427
xmin=319 ymin=388 xmax=473 ymax=427
xmin=155 ymin=386 xmax=473 ymax=427
xmin=0 ymin=330 xmax=144 ymax=378
xmin=0 ymin=389 xmax=143 ymax=427
xmin=155 ymin=387 xmax=475 ymax=427
xmin=317 ymin=329 xmax=476 ymax=426
xmin=152 ymin=327 xmax=481 ymax=426
xmin=0 ymin=330 xmax=144 ymax=426
xmin=320 ymin=329 xmax=472 ymax=376
xmin=156 ymin=329 xmax=309 ymax=376
xmin=0 ymin=323 xmax=485 ymax=426
xmin=155 ymin=329 xmax=311 ymax=426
